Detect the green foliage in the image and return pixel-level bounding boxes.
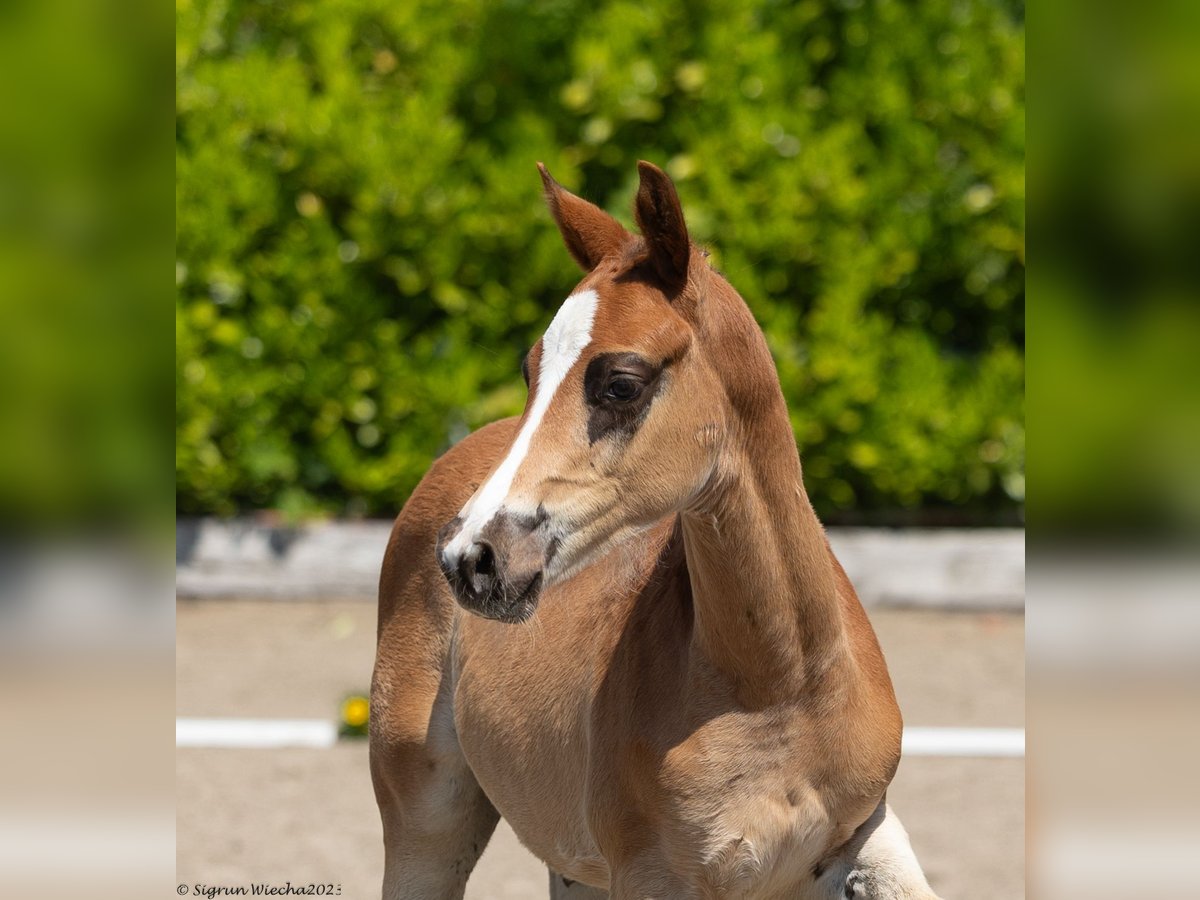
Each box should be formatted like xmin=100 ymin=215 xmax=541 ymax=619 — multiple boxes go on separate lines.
xmin=176 ymin=0 xmax=1024 ymax=521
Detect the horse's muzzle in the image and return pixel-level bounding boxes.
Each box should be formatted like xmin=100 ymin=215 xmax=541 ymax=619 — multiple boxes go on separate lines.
xmin=435 ymin=511 xmax=548 ymax=623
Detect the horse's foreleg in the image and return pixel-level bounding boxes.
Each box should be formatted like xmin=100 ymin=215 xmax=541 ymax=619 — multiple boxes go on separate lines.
xmin=371 ymin=658 xmax=498 ymax=899
xmin=374 ymin=756 xmax=497 ymax=900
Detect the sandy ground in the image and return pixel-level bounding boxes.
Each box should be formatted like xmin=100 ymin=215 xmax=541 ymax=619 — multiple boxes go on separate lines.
xmin=177 ymin=601 xmax=1024 ymax=899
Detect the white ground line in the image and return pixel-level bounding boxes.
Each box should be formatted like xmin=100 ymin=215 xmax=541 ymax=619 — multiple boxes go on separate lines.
xmin=177 ymin=718 xmax=1024 ymax=757
xmin=177 ymin=717 xmax=338 ymax=749
xmin=902 ymin=726 xmax=1024 ymax=758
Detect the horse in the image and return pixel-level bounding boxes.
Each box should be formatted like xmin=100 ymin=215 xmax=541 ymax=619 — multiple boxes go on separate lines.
xmin=370 ymin=161 xmax=942 ymax=899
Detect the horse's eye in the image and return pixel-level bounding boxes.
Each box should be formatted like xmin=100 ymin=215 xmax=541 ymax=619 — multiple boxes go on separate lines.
xmin=605 ymin=377 xmax=641 ymax=402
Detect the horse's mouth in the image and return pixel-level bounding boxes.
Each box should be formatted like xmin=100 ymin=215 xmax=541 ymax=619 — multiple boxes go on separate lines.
xmin=454 ymin=570 xmax=544 ymax=624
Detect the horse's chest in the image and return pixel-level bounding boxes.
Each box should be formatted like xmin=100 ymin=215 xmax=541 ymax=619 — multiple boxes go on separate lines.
xmin=452 ymin=614 xmax=611 ymax=880
xmin=654 ymin=736 xmax=837 ymax=896
xmin=676 ymin=763 xmax=835 ymax=897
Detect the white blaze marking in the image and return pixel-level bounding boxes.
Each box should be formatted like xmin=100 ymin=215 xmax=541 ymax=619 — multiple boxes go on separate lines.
xmin=445 ymin=289 xmax=598 ymax=557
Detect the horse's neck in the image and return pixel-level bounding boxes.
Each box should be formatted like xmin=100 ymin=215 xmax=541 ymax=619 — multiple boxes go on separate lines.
xmin=679 ymin=293 xmax=847 ymax=707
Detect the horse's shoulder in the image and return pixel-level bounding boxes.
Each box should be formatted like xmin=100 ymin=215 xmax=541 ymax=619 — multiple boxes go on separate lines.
xmin=394 ymin=416 xmax=517 ymax=533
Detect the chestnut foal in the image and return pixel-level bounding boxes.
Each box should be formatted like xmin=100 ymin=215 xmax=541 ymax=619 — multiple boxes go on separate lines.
xmin=371 ymin=162 xmax=941 ymax=899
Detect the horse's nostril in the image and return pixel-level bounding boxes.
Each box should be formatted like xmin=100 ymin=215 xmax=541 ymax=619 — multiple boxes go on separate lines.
xmin=473 ymin=541 xmax=495 ymax=578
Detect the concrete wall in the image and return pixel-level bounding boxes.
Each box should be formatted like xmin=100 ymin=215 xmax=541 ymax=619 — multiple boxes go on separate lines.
xmin=176 ymin=519 xmax=1024 ymax=610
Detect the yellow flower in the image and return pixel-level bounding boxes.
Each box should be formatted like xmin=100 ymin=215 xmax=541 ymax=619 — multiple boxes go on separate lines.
xmin=341 ymin=696 xmax=370 ymax=728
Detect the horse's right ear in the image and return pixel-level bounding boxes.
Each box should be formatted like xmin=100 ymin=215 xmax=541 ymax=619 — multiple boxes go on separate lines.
xmin=633 ymin=161 xmax=690 ymax=293
xmin=538 ymin=163 xmax=629 ymax=272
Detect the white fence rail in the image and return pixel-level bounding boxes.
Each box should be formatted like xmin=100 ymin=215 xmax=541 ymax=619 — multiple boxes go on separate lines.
xmin=176 ymin=717 xmax=1024 ymax=756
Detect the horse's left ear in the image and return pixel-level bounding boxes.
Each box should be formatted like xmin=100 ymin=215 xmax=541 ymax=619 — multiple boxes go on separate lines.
xmin=538 ymin=163 xmax=630 ymax=272
xmin=634 ymin=161 xmax=690 ymax=293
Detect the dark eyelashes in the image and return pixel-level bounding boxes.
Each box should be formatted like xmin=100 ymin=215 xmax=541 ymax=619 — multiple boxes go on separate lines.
xmin=605 ymin=377 xmax=642 ymax=402
xmin=583 ymin=353 xmax=662 ymax=404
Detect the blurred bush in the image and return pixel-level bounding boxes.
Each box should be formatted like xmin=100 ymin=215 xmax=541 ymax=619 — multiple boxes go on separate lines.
xmin=176 ymin=0 xmax=1024 ymax=522
xmin=1033 ymin=0 xmax=1200 ymax=537
xmin=1 ymin=0 xmax=169 ymax=535
xmin=1 ymin=3 xmax=173 ymax=899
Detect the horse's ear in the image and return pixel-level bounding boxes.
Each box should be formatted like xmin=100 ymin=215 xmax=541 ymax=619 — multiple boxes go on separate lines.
xmin=538 ymin=163 xmax=629 ymax=272
xmin=634 ymin=160 xmax=690 ymax=293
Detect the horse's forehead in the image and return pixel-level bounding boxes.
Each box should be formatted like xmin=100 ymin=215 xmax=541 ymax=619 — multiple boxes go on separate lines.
xmin=561 ymin=279 xmax=672 ymax=349
xmin=542 ymin=289 xmax=598 ymax=362
xmin=532 ymin=282 xmax=680 ymax=400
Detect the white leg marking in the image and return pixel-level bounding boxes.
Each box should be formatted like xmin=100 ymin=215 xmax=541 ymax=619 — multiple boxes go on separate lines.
xmin=820 ymin=804 xmax=941 ymax=900
xmin=446 ymin=289 xmax=599 ymax=557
